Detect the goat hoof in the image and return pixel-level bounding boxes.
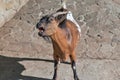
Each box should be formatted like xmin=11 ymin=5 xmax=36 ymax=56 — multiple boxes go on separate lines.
xmin=52 ymin=78 xmax=57 ymax=80
xmin=74 ymin=77 xmax=80 ymax=80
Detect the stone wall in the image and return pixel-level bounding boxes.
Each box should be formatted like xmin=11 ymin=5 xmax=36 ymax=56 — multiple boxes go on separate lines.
xmin=0 ymin=0 xmax=29 ymax=28
xmin=13 ymin=0 xmax=120 ymax=60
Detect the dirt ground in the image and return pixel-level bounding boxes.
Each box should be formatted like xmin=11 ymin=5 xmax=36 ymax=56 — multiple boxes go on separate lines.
xmin=0 ymin=0 xmax=120 ymax=80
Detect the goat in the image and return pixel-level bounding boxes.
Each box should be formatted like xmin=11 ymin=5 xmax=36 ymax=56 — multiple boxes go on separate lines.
xmin=36 ymin=1 xmax=81 ymax=80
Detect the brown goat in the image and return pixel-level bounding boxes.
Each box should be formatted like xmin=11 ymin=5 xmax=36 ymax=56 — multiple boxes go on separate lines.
xmin=36 ymin=2 xmax=81 ymax=80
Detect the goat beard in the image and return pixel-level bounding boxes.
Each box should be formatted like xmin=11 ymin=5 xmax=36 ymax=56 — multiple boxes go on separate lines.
xmin=42 ymin=36 xmax=52 ymax=43
xmin=38 ymin=32 xmax=52 ymax=43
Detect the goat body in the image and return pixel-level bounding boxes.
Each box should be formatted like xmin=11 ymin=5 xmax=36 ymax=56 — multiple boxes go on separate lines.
xmin=51 ymin=19 xmax=80 ymax=62
xmin=36 ymin=3 xmax=80 ymax=80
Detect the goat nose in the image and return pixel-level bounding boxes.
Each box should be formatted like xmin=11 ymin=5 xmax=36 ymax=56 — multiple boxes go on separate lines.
xmin=36 ymin=23 xmax=40 ymax=29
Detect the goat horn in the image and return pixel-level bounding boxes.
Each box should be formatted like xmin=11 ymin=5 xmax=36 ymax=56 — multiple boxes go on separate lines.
xmin=53 ymin=11 xmax=68 ymax=17
xmin=61 ymin=0 xmax=67 ymax=9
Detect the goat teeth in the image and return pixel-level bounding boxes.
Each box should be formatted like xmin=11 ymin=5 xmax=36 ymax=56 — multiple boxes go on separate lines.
xmin=39 ymin=30 xmax=44 ymax=32
xmin=41 ymin=30 xmax=44 ymax=32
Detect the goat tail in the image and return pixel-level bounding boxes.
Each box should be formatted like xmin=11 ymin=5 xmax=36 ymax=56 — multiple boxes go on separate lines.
xmin=61 ymin=0 xmax=67 ymax=9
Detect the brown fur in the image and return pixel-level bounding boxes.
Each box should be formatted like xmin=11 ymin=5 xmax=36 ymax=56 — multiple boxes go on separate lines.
xmin=51 ymin=20 xmax=80 ymax=62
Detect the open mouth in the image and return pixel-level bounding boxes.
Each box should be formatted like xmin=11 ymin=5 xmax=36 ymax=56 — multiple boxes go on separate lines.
xmin=38 ymin=27 xmax=45 ymax=37
xmin=39 ymin=27 xmax=45 ymax=32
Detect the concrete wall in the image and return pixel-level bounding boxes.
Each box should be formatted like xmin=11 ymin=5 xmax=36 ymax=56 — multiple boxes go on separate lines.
xmin=0 ymin=0 xmax=29 ymax=28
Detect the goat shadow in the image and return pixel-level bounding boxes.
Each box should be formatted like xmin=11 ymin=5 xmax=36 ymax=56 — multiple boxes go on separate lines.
xmin=0 ymin=55 xmax=51 ymax=80
xmin=0 ymin=55 xmax=70 ymax=80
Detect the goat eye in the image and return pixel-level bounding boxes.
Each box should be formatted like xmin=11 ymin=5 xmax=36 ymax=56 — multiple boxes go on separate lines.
xmin=49 ymin=17 xmax=54 ymax=22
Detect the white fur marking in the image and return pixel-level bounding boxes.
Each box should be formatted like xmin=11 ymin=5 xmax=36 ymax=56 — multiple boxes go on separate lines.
xmin=58 ymin=60 xmax=61 ymax=64
xmin=73 ymin=66 xmax=76 ymax=70
xmin=66 ymin=11 xmax=81 ymax=34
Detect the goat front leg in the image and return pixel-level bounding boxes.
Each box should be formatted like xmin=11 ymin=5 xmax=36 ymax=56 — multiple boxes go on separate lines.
xmin=70 ymin=54 xmax=79 ymax=80
xmin=53 ymin=54 xmax=60 ymax=80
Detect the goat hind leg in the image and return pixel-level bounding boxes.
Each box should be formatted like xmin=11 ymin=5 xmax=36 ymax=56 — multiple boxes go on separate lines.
xmin=52 ymin=60 xmax=58 ymax=80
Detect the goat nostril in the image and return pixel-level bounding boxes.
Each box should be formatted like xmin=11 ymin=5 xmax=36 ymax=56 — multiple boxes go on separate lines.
xmin=36 ymin=24 xmax=38 ymax=29
xmin=36 ymin=23 xmax=40 ymax=29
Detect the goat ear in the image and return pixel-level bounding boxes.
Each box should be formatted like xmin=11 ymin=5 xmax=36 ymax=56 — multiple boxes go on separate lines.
xmin=55 ymin=13 xmax=67 ymax=24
